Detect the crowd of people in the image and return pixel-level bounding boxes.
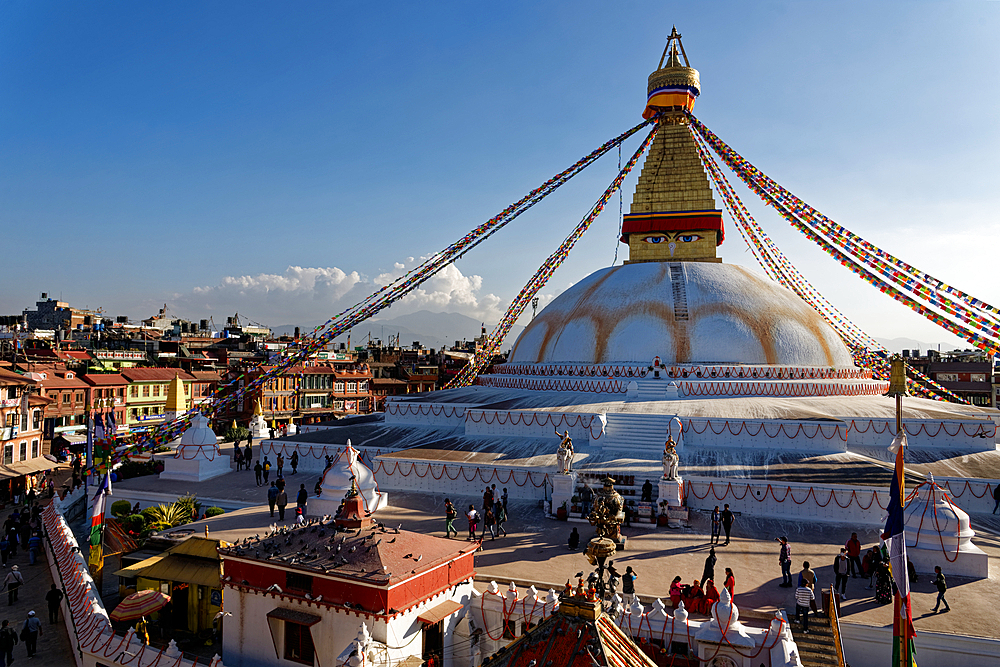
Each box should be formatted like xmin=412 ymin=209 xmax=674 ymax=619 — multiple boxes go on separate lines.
xmin=450 ymin=485 xmax=510 ymax=545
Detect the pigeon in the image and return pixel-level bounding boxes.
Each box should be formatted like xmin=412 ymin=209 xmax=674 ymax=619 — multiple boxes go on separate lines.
xmin=575 ymin=572 xmax=584 ymax=579
xmin=267 ymin=584 xmax=283 ymax=593
xmin=415 ymin=555 xmax=422 ymax=562
xmin=388 ymin=538 xmax=396 ymax=544
xmin=403 ymin=553 xmax=413 ymax=559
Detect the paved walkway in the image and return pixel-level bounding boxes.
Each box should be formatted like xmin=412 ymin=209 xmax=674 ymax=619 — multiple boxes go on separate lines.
xmin=176 ymin=488 xmax=1000 ymax=642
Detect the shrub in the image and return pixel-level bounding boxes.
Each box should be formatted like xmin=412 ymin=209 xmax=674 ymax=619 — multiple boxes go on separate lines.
xmin=116 ymin=460 xmax=156 ymax=480
xmin=143 ymin=503 xmax=190 ymax=528
xmin=110 ymin=500 xmax=133 ymax=520
xmin=224 ymin=425 xmax=250 ymax=443
xmin=205 ymin=507 xmax=224 ymax=518
xmin=174 ymin=493 xmax=201 ymax=522
xmin=140 ymin=506 xmax=160 ymax=524
xmin=124 ymin=514 xmax=146 ymax=534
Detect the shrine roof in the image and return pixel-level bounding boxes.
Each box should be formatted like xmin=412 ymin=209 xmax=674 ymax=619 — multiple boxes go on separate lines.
xmin=217 ymin=519 xmax=474 ymax=587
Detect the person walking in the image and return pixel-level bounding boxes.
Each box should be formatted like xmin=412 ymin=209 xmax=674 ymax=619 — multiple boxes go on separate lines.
xmin=0 ymin=619 xmax=16 ymax=665
xmin=992 ymin=484 xmax=1000 ymax=514
xmin=244 ymin=443 xmax=253 ymax=469
xmin=27 ymin=533 xmax=41 ymax=566
xmin=296 ymin=484 xmax=308 ymax=516
xmin=845 ymin=532 xmax=863 ymax=577
xmin=932 ymin=566 xmax=950 ymax=613
xmin=494 ymin=500 xmax=507 ymax=537
xmin=482 ymin=487 xmax=494 ymax=512
xmin=724 ymin=568 xmax=735 ymax=598
xmin=834 ymin=549 xmax=850 ymax=597
xmin=0 ymin=535 xmax=8 ymax=568
xmin=4 ymin=567 xmax=22 ymax=605
xmin=702 ymin=547 xmax=717 ymax=586
xmin=466 ymin=505 xmax=479 ymax=541
xmin=641 ymin=480 xmax=653 ymax=502
xmin=45 ymin=584 xmax=64 ymax=624
xmin=799 ymin=561 xmax=820 ymax=614
xmin=777 ymin=537 xmax=792 ymax=587
xmin=290 ymin=451 xmax=299 ymax=475
xmin=794 ymin=583 xmax=814 ymax=633
xmin=276 ymin=454 xmax=285 ymax=478
xmin=710 ymin=506 xmax=721 ymax=545
xmin=567 ymin=527 xmax=580 ymax=551
xmin=262 ymin=457 xmax=272 ymax=484
xmin=234 ymin=447 xmax=243 ymax=471
xmin=444 ymin=499 xmax=458 ymax=538
xmin=501 ymin=488 xmax=508 ymax=511
xmin=480 ymin=505 xmax=496 ymax=541
xmin=254 ymin=461 xmax=263 ymax=487
xmin=276 ymin=487 xmax=288 ymax=521
xmin=622 ymin=566 xmax=637 ymax=596
xmin=21 ymin=610 xmax=41 ymax=658
xmin=720 ymin=504 xmax=734 ymax=545
xmin=267 ymin=482 xmax=279 ymax=517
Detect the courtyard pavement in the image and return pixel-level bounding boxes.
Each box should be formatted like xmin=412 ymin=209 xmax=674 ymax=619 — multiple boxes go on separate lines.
xmin=164 ymin=484 xmax=1000 ymax=642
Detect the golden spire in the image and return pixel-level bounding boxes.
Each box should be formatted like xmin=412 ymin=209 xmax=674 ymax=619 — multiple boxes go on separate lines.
xmin=253 ymin=398 xmax=264 ymax=417
xmin=164 ymin=373 xmax=186 ymax=414
xmin=623 ymin=29 xmax=723 ymax=264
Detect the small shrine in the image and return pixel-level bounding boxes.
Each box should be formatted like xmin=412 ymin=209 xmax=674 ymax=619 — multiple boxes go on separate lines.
xmin=159 ymin=410 xmax=231 ymax=482
xmin=310 ymin=440 xmax=387 ymax=518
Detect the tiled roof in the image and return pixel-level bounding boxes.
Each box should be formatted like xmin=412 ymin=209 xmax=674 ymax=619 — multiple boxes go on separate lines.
xmin=82 ymin=374 xmax=128 ymax=386
xmin=191 ymin=371 xmax=222 ymax=381
xmin=218 ymin=520 xmax=473 ymax=586
xmin=121 ymin=368 xmax=196 ymax=382
xmin=0 ymin=369 xmax=33 ymax=386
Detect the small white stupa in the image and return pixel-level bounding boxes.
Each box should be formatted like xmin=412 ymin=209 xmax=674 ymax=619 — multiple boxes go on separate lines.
xmin=310 ymin=440 xmax=387 ymax=518
xmin=904 ymin=475 xmax=988 ymax=578
xmin=160 ymin=411 xmax=232 ymax=482
xmin=249 ymin=399 xmax=272 ymax=440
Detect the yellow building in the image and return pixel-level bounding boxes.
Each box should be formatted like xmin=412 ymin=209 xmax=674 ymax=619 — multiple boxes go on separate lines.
xmin=115 ymin=536 xmax=225 ymax=635
xmin=121 ymin=369 xmax=193 ymax=430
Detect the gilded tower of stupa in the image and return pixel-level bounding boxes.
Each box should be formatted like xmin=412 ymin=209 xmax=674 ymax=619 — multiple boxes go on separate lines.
xmin=622 ymin=27 xmax=724 ymax=264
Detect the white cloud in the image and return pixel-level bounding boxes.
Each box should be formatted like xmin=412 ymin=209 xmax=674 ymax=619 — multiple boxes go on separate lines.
xmin=168 ymin=259 xmax=562 ymax=327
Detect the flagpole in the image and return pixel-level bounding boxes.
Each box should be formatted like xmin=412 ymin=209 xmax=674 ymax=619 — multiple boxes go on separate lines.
xmin=886 ymin=355 xmax=915 ymax=667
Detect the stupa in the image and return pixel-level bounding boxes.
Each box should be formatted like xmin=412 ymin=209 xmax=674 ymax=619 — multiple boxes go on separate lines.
xmin=248 ymin=398 xmax=271 ymax=440
xmin=269 ymin=29 xmax=995 ymax=537
xmin=310 ymin=440 xmax=387 ymax=518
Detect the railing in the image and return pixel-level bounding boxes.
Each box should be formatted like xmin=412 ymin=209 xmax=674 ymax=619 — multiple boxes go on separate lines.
xmin=829 ymin=585 xmax=847 ymax=667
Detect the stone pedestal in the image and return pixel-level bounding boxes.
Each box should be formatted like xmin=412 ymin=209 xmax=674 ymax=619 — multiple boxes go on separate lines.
xmin=904 ymin=483 xmax=989 ymax=578
xmin=658 ymin=478 xmax=685 ymax=528
xmin=160 ymin=413 xmax=232 ymax=483
xmin=551 ymin=472 xmax=577 ymax=516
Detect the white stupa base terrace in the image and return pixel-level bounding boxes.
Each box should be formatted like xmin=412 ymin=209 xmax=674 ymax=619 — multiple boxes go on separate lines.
xmin=159 ymin=452 xmax=233 ymax=483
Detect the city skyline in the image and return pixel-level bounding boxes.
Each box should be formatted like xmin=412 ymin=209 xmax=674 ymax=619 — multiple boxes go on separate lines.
xmin=3 ymin=2 xmax=998 ymax=350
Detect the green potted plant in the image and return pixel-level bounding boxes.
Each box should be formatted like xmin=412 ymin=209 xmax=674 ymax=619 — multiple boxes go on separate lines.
xmin=556 ymin=501 xmax=568 ymax=521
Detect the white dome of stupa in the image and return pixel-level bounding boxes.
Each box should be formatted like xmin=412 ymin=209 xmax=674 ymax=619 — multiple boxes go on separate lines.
xmin=508 ymin=262 xmax=855 ymax=367
xmin=179 ymin=412 xmax=218 ymax=448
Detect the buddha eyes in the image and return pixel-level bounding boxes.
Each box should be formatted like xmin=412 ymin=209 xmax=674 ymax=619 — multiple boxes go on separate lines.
xmin=641 ymin=234 xmax=703 ymax=244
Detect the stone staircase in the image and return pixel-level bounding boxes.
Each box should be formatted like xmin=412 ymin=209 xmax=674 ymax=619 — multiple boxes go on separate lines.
xmin=601 ymin=412 xmax=675 ymax=450
xmin=787 ymin=609 xmax=839 ymax=666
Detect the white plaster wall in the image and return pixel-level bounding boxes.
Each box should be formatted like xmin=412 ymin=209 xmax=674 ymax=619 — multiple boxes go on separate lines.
xmin=841 ymin=622 xmax=1000 ymax=667
xmin=682 ymin=419 xmax=847 ymax=453
xmin=846 ymin=420 xmax=993 ymax=451
xmin=463 ymin=410 xmax=598 ymax=440
xmin=373 ymin=459 xmax=549 ymax=501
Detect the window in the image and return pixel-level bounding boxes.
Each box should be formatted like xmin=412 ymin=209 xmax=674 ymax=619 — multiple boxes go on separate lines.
xmin=346 ymin=382 xmax=357 ymax=392
xmin=32 ymin=411 xmax=40 ymax=430
xmin=62 ymin=393 xmax=70 ymax=405
xmin=358 ymin=381 xmax=369 ymax=392
xmin=334 ymin=381 xmax=344 ymax=393
xmin=153 ymin=385 xmax=161 ymax=397
xmin=971 ymin=374 xmax=986 ymax=383
xmin=5 ymin=413 xmax=17 ymax=427
xmin=76 ymin=392 xmax=84 ymax=403
xmin=31 ymin=440 xmax=38 ymax=458
xmin=130 ymin=386 xmax=137 ymax=398
xmin=117 ymin=388 xmax=124 ymax=398
xmin=184 ymin=384 xmax=190 ymax=395
xmin=19 ymin=442 xmax=26 ymax=461
xmin=142 ymin=385 xmax=150 ymax=397
xmin=130 ymin=409 xmax=138 ymax=420
xmin=502 ymin=619 xmax=516 ymax=639
xmin=283 ymin=621 xmax=315 ymax=665
xmin=2 ymin=445 xmax=10 ymax=465
xmin=937 ymin=373 xmax=958 ymax=382
xmin=286 ymin=572 xmax=313 ymax=594
xmin=5 ymin=388 xmax=14 ymax=400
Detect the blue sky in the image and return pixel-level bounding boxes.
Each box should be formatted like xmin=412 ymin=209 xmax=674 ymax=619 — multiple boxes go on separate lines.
xmin=2 ymin=1 xmax=998 ymax=349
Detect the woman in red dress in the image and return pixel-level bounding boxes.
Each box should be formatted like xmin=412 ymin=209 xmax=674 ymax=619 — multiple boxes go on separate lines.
xmin=683 ymin=579 xmax=704 ymax=612
xmin=669 ymin=576 xmax=683 ymax=608
xmin=724 ymin=567 xmax=735 ymax=599
xmin=701 ymin=579 xmax=721 ymax=615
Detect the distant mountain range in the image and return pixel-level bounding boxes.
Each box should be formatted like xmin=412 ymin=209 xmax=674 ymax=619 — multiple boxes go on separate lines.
xmin=272 ymin=310 xmax=526 ymax=351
